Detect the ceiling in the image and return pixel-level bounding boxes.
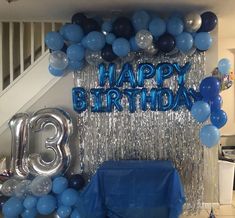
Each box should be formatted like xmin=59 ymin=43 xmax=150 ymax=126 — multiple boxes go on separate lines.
xmin=0 ymin=0 xmax=234 ymax=38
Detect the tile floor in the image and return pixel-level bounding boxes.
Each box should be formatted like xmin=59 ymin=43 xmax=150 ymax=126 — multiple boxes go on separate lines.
xmin=181 ymin=192 xmax=235 ymax=218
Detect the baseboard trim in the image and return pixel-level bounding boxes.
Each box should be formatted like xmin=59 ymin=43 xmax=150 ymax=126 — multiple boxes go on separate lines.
xmin=201 ymin=203 xmax=220 ymax=209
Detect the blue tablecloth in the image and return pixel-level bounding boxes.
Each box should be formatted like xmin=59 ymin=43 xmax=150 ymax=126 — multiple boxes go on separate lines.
xmin=77 ymin=160 xmax=185 ymax=218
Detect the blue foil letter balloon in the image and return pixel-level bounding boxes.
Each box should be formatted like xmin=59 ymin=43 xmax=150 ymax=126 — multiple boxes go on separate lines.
xmin=106 ymin=88 xmax=123 ymax=112
xmin=156 ymin=63 xmax=174 ymax=87
xmin=174 ymin=62 xmax=191 ymax=85
xmin=72 ymin=87 xmax=87 ymax=113
xmin=116 ymin=63 xmax=137 ymax=88
xmin=98 ymin=63 xmax=116 ymax=87
xmin=140 ymin=88 xmax=158 ymax=111
xmin=173 ymin=86 xmax=192 ymax=110
xmin=158 ymin=88 xmax=174 ymax=111
xmin=124 ymin=89 xmax=141 ymax=113
xmin=90 ymin=88 xmax=106 ymax=112
xmin=137 ymin=63 xmax=155 ymax=87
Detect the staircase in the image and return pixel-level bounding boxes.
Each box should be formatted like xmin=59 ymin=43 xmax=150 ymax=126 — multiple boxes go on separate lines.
xmin=0 ymin=21 xmax=64 ymax=134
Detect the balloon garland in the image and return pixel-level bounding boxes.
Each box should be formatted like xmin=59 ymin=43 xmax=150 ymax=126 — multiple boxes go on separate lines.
xmin=45 ymin=10 xmax=218 ymax=75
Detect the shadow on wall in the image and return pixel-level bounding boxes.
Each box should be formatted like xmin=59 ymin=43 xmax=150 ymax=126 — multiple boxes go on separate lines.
xmin=221 ymin=136 xmax=235 ymax=146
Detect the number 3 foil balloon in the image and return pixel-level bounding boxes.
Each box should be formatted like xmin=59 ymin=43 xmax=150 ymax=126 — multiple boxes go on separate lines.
xmin=27 ymin=108 xmax=73 ymax=177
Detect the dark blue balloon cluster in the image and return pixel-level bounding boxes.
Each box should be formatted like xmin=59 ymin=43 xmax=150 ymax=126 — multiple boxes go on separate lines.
xmin=45 ymin=10 xmax=218 ymax=76
xmin=1 ymin=174 xmax=85 ymax=218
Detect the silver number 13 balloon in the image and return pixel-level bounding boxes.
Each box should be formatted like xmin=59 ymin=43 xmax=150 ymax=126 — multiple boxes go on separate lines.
xmin=9 ymin=108 xmax=73 ymax=178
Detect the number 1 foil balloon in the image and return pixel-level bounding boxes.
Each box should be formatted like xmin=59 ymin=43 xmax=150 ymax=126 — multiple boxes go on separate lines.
xmin=27 ymin=108 xmax=73 ymax=177
xmin=9 ymin=113 xmax=30 ymax=179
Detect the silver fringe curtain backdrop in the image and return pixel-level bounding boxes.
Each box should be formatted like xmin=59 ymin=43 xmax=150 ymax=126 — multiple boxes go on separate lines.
xmin=74 ymin=52 xmax=205 ymax=213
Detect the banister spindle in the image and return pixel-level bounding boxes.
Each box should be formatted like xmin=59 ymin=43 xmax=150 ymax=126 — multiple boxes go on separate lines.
xmin=0 ymin=22 xmax=3 ymax=91
xmin=31 ymin=22 xmax=34 ymax=64
xmin=9 ymin=22 xmax=14 ymax=83
xmin=41 ymin=22 xmax=45 ymax=53
xmin=20 ymin=22 xmax=24 ymax=74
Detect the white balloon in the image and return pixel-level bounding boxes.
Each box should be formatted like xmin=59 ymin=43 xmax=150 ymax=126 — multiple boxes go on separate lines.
xmin=135 ymin=30 xmax=153 ymax=49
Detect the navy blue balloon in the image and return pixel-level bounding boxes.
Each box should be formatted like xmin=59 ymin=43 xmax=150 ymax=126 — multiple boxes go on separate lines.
xmin=157 ymin=33 xmax=176 ymax=53
xmin=82 ymin=18 xmax=100 ymax=34
xmin=199 ymin=77 xmax=220 ymax=100
xmin=112 ymin=17 xmax=134 ymax=39
xmin=71 ymin=13 xmax=87 ymax=26
xmin=101 ymin=44 xmax=117 ymax=62
xmin=210 ymin=109 xmax=227 ymax=129
xmin=68 ymin=174 xmax=85 ymax=190
xmin=198 ymin=11 xmax=218 ymax=32
xmin=210 ymin=95 xmax=222 ymax=112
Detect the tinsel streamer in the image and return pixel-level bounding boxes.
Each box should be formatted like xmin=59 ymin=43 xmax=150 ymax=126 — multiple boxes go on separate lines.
xmin=75 ymin=52 xmax=205 ymax=214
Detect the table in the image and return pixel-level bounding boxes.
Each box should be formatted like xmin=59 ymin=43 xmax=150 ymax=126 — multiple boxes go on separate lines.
xmin=77 ymin=160 xmax=185 ymax=218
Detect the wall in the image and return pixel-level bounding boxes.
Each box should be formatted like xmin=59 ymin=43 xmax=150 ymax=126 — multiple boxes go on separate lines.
xmin=218 ymin=38 xmax=235 ymax=147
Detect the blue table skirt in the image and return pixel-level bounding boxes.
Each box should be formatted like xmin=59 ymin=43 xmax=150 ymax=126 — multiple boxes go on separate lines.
xmin=77 ymin=160 xmax=185 ymax=218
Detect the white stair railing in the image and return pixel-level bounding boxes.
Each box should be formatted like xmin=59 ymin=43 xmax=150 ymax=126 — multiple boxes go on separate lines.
xmin=0 ymin=21 xmax=63 ymax=94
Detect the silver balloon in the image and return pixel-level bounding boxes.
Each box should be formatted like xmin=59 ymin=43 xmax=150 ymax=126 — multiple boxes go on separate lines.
xmin=184 ymin=12 xmax=202 ymax=32
xmin=145 ymin=44 xmax=158 ymax=55
xmin=9 ymin=113 xmax=29 ymax=179
xmin=135 ymin=30 xmax=153 ymax=49
xmin=85 ymin=50 xmax=103 ymax=66
xmin=166 ymin=47 xmax=179 ymax=57
xmin=27 ymin=108 xmax=73 ymax=177
xmin=14 ymin=180 xmax=31 ymax=197
xmin=29 ymin=176 xmax=52 ymax=196
xmin=49 ymin=51 xmax=69 ymax=70
xmin=1 ymin=178 xmax=18 ymax=196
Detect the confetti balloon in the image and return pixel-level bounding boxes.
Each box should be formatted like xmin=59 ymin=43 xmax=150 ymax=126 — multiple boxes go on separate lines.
xmin=135 ymin=30 xmax=153 ymax=49
xmin=49 ymin=51 xmax=69 ymax=70
xmin=15 ymin=180 xmax=31 ymax=197
xmin=85 ymin=50 xmax=103 ymax=66
xmin=30 ymin=176 xmax=52 ymax=197
xmin=1 ymin=179 xmax=18 ymax=196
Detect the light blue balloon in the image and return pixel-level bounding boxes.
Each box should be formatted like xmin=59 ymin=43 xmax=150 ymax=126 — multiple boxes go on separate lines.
xmin=86 ymin=31 xmax=106 ymax=51
xmin=23 ymin=195 xmax=38 ymax=209
xmin=191 ymin=101 xmax=211 ymax=123
xmin=194 ymin=32 xmax=212 ymax=51
xmin=112 ymin=38 xmax=130 ymax=57
xmin=52 ymin=176 xmax=68 ymax=194
xmin=21 ymin=208 xmax=37 ymax=218
xmin=57 ymin=205 xmax=72 ymax=218
xmin=61 ymin=188 xmax=79 ymax=206
xmin=49 ymin=65 xmax=65 ymax=77
xmin=70 ymin=208 xmax=82 ymax=218
xmin=218 ymin=58 xmax=231 ymax=75
xmin=102 ymin=20 xmax=112 ymax=33
xmin=199 ymin=124 xmax=220 ymax=148
xmin=3 ymin=197 xmax=24 ymax=217
xmin=68 ymin=59 xmax=85 ymax=71
xmin=176 ymin=32 xmax=193 ymax=53
xmin=37 ymin=195 xmax=57 ymax=215
xmin=64 ymin=24 xmax=84 ymax=43
xmin=149 ymin=17 xmax=166 ymax=37
xmin=132 ymin=10 xmax=151 ymax=31
xmin=167 ymin=16 xmax=184 ymax=36
xmin=59 ymin=24 xmax=69 ymax=37
xmin=106 ymin=33 xmax=116 ymax=45
xmin=67 ymin=44 xmax=85 ymax=61
xmin=129 ymin=37 xmax=140 ymax=52
xmin=45 ymin=32 xmax=64 ymax=51
xmin=81 ymin=37 xmax=87 ymax=48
